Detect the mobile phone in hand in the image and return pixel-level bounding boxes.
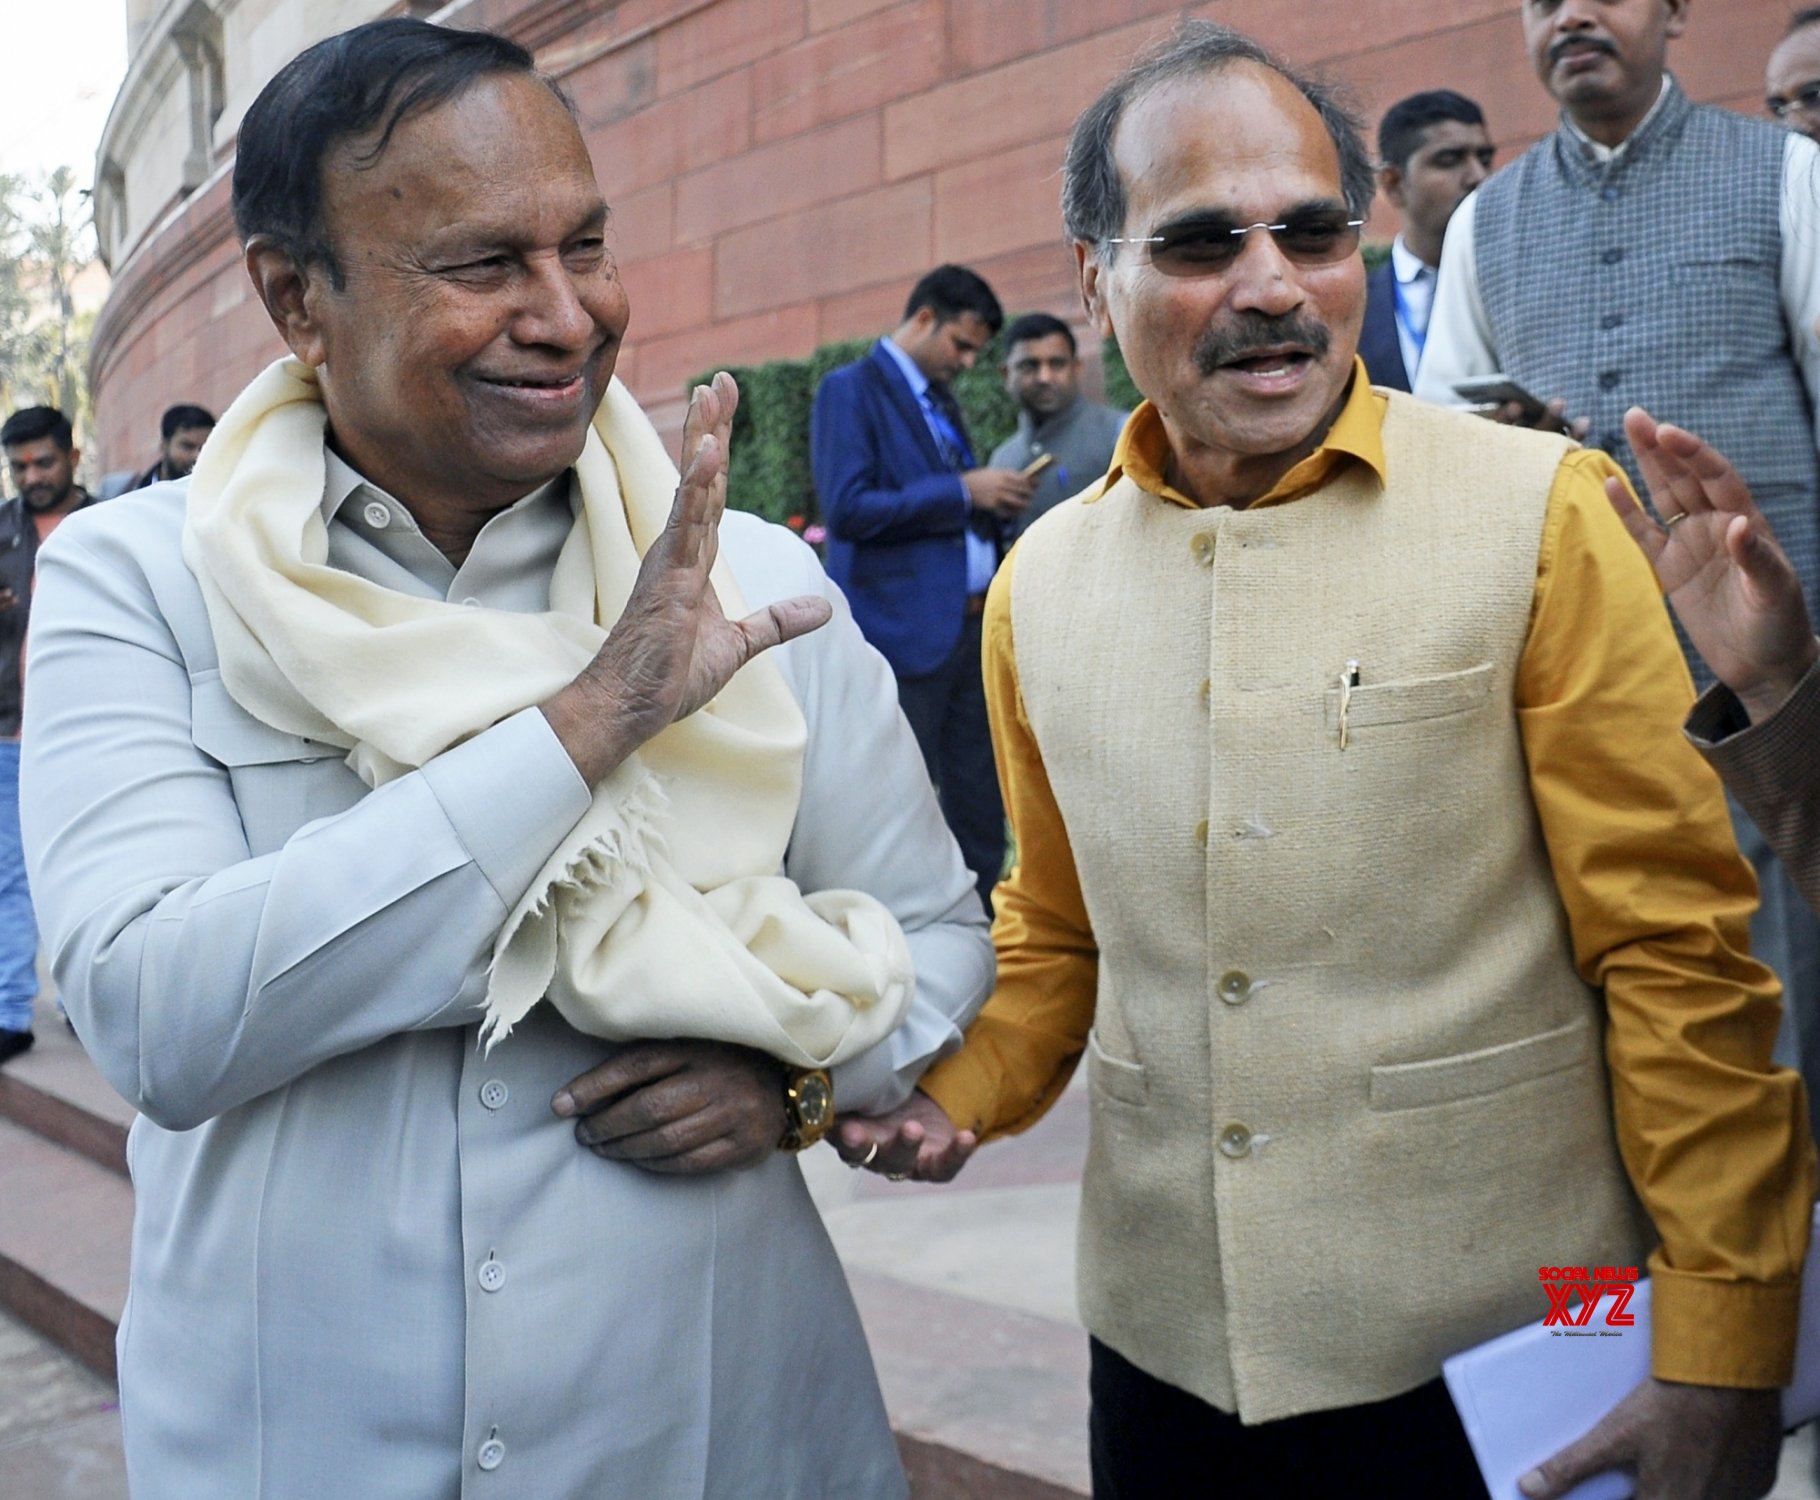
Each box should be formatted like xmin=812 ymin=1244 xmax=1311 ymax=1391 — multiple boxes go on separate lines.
xmin=1451 ymin=375 xmax=1553 ymax=426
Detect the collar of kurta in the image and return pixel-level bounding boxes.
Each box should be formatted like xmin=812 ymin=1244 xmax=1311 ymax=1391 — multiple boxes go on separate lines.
xmin=1557 ymin=73 xmax=1682 ymax=176
xmin=1095 ymin=356 xmax=1390 ymax=511
xmin=1016 ymin=397 xmax=1085 ymax=444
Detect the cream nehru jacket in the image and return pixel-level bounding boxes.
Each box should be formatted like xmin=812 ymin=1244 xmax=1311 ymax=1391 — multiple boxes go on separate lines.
xmin=1009 ymin=393 xmax=1653 ymax=1422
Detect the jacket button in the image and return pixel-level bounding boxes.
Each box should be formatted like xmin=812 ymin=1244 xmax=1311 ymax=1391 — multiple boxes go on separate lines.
xmin=1218 ymin=1123 xmax=1253 ymax=1159
xmin=477 ymin=1437 xmax=506 ymax=1471
xmin=478 ymin=1258 xmax=506 ymax=1293
xmin=1218 ymin=971 xmax=1252 ymax=1005
xmin=1190 ymin=532 xmax=1215 ymax=564
xmin=479 ymin=1079 xmax=508 ymax=1111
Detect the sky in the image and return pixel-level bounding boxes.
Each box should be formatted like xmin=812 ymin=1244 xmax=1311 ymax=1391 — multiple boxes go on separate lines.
xmin=0 ymin=0 xmax=129 ymax=187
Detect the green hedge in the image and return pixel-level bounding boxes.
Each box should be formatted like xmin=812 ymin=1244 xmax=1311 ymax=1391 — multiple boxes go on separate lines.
xmin=691 ymin=332 xmax=1019 ymax=532
xmin=696 ymin=242 xmax=1391 ymax=530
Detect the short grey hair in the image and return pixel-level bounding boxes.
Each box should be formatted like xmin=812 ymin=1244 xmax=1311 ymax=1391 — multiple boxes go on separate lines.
xmin=1062 ymin=21 xmax=1376 ymax=258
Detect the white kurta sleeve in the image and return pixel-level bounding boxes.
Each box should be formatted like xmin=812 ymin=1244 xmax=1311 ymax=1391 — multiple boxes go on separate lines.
xmin=725 ymin=516 xmax=995 ymax=1115
xmin=1412 ymin=190 xmax=1502 ymax=408
xmin=21 ymin=517 xmax=594 ymax=1130
xmin=1777 ymin=131 xmax=1820 ymax=442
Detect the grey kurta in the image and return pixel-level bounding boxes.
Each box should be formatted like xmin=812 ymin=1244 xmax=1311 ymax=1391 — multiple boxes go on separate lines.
xmin=20 ymin=457 xmax=994 ymax=1499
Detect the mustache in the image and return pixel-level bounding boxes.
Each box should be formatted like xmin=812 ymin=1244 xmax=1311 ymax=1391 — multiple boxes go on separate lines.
xmin=1195 ymin=313 xmax=1332 ymax=375
xmin=1549 ymin=35 xmax=1615 ymax=66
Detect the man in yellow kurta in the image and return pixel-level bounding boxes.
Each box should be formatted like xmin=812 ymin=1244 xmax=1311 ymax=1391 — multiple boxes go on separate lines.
xmin=834 ymin=21 xmax=1815 ymax=1500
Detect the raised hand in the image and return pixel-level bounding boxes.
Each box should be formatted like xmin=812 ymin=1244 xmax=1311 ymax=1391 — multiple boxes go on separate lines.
xmin=1606 ymin=406 xmax=1817 ymax=725
xmin=543 ymin=372 xmax=835 ymax=784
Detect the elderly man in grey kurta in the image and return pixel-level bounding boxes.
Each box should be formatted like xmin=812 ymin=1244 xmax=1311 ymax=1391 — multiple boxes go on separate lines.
xmin=20 ymin=20 xmax=991 ymax=1499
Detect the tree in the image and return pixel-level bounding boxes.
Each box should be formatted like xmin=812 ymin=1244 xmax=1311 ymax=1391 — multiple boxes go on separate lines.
xmin=0 ymin=168 xmax=97 ymax=426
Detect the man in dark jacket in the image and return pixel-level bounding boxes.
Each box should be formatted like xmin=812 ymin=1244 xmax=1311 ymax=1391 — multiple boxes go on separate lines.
xmin=810 ymin=266 xmax=1033 ymax=909
xmin=0 ymin=406 xmax=94 ymax=1061
xmin=134 ymin=403 xmax=216 ymax=488
xmin=1359 ymin=90 xmax=1493 ymax=391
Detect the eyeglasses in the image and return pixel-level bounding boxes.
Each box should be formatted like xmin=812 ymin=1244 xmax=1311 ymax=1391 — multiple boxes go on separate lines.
xmin=1768 ymin=80 xmax=1820 ymax=119
xmin=1109 ymin=212 xmax=1366 ymax=277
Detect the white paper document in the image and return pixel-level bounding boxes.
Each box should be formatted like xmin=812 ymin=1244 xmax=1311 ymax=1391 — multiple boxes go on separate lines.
xmin=1443 ymin=1205 xmax=1820 ymax=1500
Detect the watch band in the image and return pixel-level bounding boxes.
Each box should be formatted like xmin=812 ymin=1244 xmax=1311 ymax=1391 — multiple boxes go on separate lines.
xmin=778 ymin=1067 xmax=834 ymax=1152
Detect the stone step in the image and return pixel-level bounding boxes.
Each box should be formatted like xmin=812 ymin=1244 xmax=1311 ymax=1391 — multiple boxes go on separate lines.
xmin=0 ymin=1115 xmax=131 ymax=1384
xmin=0 ymin=1007 xmax=134 ymax=1180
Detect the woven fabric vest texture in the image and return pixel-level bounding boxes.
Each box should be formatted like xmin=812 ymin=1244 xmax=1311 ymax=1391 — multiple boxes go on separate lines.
xmin=1472 ymin=84 xmax=1817 ymax=684
xmin=1007 ymin=393 xmax=1654 ymax=1422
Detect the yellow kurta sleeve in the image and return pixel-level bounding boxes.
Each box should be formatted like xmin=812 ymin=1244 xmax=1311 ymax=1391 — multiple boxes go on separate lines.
xmin=1516 ymin=448 xmax=1817 ymax=1387
xmin=917 ymin=545 xmax=1099 ymax=1139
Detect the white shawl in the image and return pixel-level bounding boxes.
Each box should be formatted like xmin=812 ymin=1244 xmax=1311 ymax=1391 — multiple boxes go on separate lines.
xmin=181 ymin=357 xmax=913 ymax=1065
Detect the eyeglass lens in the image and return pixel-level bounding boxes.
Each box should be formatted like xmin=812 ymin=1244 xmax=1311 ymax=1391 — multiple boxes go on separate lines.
xmin=1770 ymin=81 xmax=1820 ymax=118
xmin=1137 ymin=213 xmax=1364 ymax=277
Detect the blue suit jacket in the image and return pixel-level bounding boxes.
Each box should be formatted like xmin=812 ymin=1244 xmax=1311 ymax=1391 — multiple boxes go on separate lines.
xmin=811 ymin=342 xmax=982 ymax=678
xmin=1359 ymin=260 xmax=1412 ymax=392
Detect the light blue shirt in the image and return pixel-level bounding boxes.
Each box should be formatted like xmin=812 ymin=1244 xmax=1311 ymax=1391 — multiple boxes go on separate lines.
xmin=879 ymin=337 xmax=998 ymax=596
xmin=1389 ymin=235 xmax=1437 ymax=384
xmin=21 ymin=460 xmax=993 ymax=1499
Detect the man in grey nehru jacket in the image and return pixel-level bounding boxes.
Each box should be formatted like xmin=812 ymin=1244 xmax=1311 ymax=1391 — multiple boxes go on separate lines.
xmin=1418 ymin=0 xmax=1820 ymax=1151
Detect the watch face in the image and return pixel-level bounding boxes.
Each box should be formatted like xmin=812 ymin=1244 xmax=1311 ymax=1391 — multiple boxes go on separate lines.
xmin=797 ymin=1074 xmax=833 ymax=1129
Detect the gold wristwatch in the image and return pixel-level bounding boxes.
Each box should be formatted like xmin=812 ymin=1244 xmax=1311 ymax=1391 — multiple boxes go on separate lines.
xmin=778 ymin=1067 xmax=834 ymax=1152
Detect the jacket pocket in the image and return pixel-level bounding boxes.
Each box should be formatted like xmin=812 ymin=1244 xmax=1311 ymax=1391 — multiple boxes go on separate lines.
xmin=1369 ymin=1015 xmax=1592 ymax=1111
xmin=1322 ymin=662 xmax=1493 ymax=737
xmin=189 ymin=671 xmax=339 ymax=766
xmin=1086 ymin=1026 xmax=1148 ymax=1107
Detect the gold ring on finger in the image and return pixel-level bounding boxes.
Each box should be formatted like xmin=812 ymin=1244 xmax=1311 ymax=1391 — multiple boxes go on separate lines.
xmin=1662 ymin=510 xmax=1688 ymax=529
xmin=859 ymin=1141 xmax=879 ymax=1167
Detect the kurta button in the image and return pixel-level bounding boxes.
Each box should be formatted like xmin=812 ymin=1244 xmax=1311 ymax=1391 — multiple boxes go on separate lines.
xmin=1600 ymin=313 xmax=1624 ymax=331
xmin=477 ymin=1437 xmax=505 ymax=1471
xmin=1198 ymin=678 xmax=1211 ymax=703
xmin=1218 ymin=1123 xmax=1253 ymax=1159
xmin=362 ymin=501 xmax=391 ymax=529
xmin=1600 ymin=186 xmax=1619 ymax=202
xmin=478 ymin=1258 xmax=506 ymax=1293
xmin=480 ymin=1079 xmax=508 ymax=1110
xmin=1194 ymin=819 xmax=1209 ymax=847
xmin=1190 ymin=533 xmax=1214 ymax=564
xmin=1600 ymin=247 xmax=1624 ymax=265
xmin=1598 ymin=370 xmax=1622 ymax=391
xmin=1218 ymin=971 xmax=1251 ymax=1004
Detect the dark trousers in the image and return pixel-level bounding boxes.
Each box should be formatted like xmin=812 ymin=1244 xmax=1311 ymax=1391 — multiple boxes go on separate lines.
xmin=895 ymin=612 xmax=1004 ymax=912
xmin=1089 ymin=1339 xmax=1491 ymax=1500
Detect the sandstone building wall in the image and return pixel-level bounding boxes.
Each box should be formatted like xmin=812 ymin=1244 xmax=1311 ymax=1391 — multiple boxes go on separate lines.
xmin=89 ymin=0 xmax=1795 ymax=470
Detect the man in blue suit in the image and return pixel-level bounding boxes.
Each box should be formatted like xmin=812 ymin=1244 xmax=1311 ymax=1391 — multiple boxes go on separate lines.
xmin=811 ymin=266 xmax=1034 ymax=910
xmin=1361 ymin=91 xmax=1494 ymax=392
